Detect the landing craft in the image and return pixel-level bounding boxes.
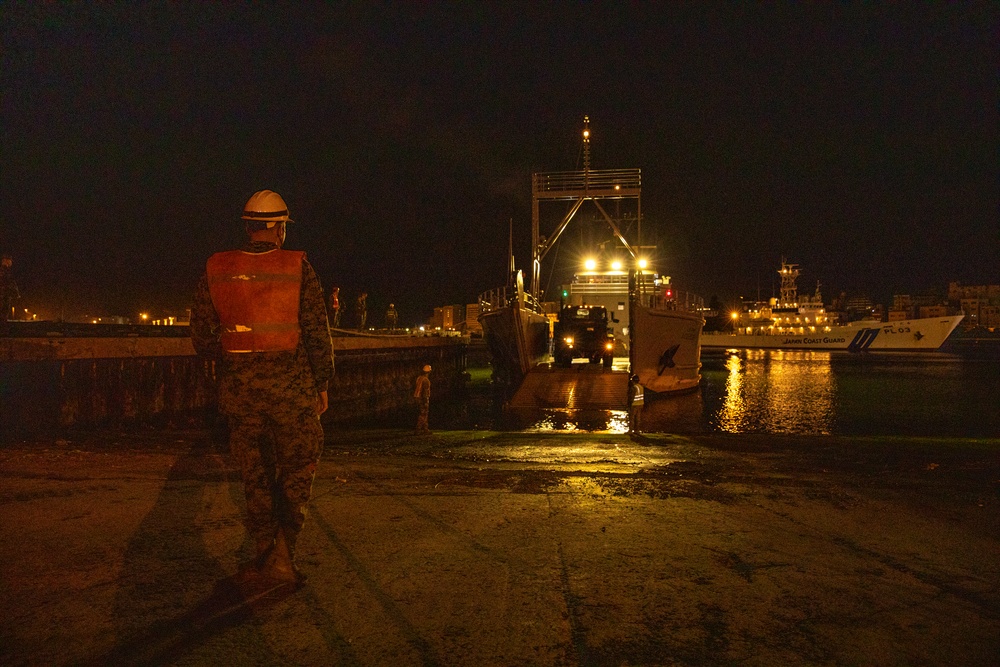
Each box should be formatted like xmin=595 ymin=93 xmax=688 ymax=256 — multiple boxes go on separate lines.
xmin=480 ymin=116 xmax=704 ymax=403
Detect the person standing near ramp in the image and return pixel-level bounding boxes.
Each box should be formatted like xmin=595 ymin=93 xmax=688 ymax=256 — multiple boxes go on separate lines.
xmin=191 ymin=189 xmax=334 ymax=586
xmin=355 ymin=291 xmax=367 ymax=331
xmin=627 ymin=374 xmax=644 ymax=438
xmin=1 ymin=254 xmax=20 ymax=336
xmin=329 ymin=286 xmax=341 ymax=328
xmin=414 ymin=364 xmax=432 ymax=434
xmin=386 ymin=303 xmax=398 ymax=331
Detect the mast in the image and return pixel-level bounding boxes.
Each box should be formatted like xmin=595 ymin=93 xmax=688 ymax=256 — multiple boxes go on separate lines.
xmin=779 ymin=260 xmax=800 ymax=306
xmin=508 ymin=218 xmax=514 ymax=277
xmin=530 ymin=117 xmax=642 ymax=300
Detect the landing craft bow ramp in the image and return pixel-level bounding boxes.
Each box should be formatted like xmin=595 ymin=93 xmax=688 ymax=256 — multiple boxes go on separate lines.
xmin=509 ymin=363 xmax=628 ymax=410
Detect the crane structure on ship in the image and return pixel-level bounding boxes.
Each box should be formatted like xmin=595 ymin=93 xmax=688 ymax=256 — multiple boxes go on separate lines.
xmin=529 ymin=116 xmax=644 ymax=301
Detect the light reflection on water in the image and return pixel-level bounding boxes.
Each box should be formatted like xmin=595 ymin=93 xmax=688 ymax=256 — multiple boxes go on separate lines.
xmin=503 ymin=350 xmax=1000 ymax=437
xmin=714 ymin=350 xmax=835 ymax=435
xmin=511 ymin=409 xmax=630 ymax=434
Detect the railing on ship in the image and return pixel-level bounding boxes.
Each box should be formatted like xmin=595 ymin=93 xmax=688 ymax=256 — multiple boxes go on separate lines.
xmin=667 ymin=291 xmax=705 ymax=312
xmin=478 ymin=285 xmax=545 ymax=315
xmin=570 ymin=274 xmax=630 ymax=296
xmin=532 ymin=168 xmax=641 ymax=199
xmin=648 ymin=290 xmax=704 ymax=313
xmin=633 ymin=272 xmax=704 ymax=313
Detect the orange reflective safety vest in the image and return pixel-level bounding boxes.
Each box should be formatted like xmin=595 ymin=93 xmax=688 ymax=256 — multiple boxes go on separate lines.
xmin=206 ymin=249 xmax=304 ymax=353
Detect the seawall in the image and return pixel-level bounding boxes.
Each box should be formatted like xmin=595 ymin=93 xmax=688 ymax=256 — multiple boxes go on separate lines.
xmin=0 ymin=335 xmax=470 ymax=437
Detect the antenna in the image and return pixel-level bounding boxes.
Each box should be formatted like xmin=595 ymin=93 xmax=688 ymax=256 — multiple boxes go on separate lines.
xmin=508 ymin=218 xmax=514 ymax=277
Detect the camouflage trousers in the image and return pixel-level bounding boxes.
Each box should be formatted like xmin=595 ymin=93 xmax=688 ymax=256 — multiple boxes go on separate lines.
xmin=416 ymin=398 xmax=430 ymax=432
xmin=229 ymin=410 xmax=324 ymax=555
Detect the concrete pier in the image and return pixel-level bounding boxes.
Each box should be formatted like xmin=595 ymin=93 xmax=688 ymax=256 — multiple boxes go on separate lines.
xmin=0 ymin=335 xmax=469 ymax=437
xmin=1 ymin=429 xmax=997 ymax=666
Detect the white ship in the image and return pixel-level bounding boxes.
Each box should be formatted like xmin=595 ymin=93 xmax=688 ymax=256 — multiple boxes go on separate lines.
xmin=701 ymin=261 xmax=964 ymax=352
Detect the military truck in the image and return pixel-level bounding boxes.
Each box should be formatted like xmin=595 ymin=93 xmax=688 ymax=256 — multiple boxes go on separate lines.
xmin=553 ymin=305 xmax=615 ymax=368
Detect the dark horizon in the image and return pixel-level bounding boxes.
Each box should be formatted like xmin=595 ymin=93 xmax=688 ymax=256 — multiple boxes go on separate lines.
xmin=3 ymin=4 xmax=997 ymax=325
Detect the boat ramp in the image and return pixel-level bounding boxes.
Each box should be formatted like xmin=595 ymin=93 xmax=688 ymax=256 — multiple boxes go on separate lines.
xmin=509 ymin=360 xmax=629 ymax=410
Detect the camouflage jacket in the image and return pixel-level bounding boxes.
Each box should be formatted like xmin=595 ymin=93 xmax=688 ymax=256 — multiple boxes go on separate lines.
xmin=191 ymin=241 xmax=334 ymax=414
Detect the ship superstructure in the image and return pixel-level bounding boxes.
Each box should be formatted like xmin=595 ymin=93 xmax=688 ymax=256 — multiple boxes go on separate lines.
xmin=560 ymin=259 xmax=701 ymax=355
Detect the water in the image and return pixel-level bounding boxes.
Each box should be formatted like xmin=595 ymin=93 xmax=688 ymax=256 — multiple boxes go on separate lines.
xmin=446 ymin=351 xmax=1000 ymax=438
xmin=695 ymin=350 xmax=1000 ymax=437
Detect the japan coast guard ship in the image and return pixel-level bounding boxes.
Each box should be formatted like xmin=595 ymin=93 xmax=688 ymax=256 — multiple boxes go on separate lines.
xmin=701 ymin=262 xmax=964 ymax=353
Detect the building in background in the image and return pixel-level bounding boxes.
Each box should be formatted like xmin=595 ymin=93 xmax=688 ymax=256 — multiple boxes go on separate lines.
xmin=950 ymin=282 xmax=1000 ymax=329
xmin=429 ymin=304 xmax=464 ymax=332
xmin=463 ymin=303 xmax=482 ymax=335
xmin=888 ymin=292 xmax=949 ymax=321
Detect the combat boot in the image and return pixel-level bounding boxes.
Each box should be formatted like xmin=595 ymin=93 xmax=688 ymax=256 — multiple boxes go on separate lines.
xmin=261 ymin=528 xmax=306 ymax=585
xmin=234 ymin=535 xmax=275 ymax=584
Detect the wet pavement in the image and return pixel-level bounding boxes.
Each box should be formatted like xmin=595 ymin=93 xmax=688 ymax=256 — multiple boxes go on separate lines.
xmin=1 ymin=428 xmax=998 ymax=666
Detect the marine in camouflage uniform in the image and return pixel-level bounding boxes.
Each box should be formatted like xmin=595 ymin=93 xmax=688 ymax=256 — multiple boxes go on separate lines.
xmin=386 ymin=303 xmax=398 ymax=331
xmin=1 ymin=254 xmax=20 ymax=335
xmin=414 ymin=365 xmax=431 ymax=433
xmin=329 ymin=286 xmax=341 ymax=328
xmin=191 ymin=190 xmax=334 ymax=585
xmin=355 ymin=291 xmax=367 ymax=330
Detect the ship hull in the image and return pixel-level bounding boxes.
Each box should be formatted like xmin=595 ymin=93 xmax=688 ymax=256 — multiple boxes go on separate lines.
xmin=479 ymin=305 xmax=550 ymax=387
xmin=632 ymin=306 xmax=704 ymax=395
xmin=701 ymin=315 xmax=964 ymax=352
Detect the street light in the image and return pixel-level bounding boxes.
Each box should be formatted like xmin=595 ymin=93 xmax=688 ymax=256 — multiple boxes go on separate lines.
xmin=140 ymin=313 xmax=149 ymax=323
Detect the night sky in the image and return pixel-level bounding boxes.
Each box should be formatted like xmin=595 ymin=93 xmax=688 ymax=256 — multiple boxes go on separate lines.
xmin=3 ymin=3 xmax=997 ymax=325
